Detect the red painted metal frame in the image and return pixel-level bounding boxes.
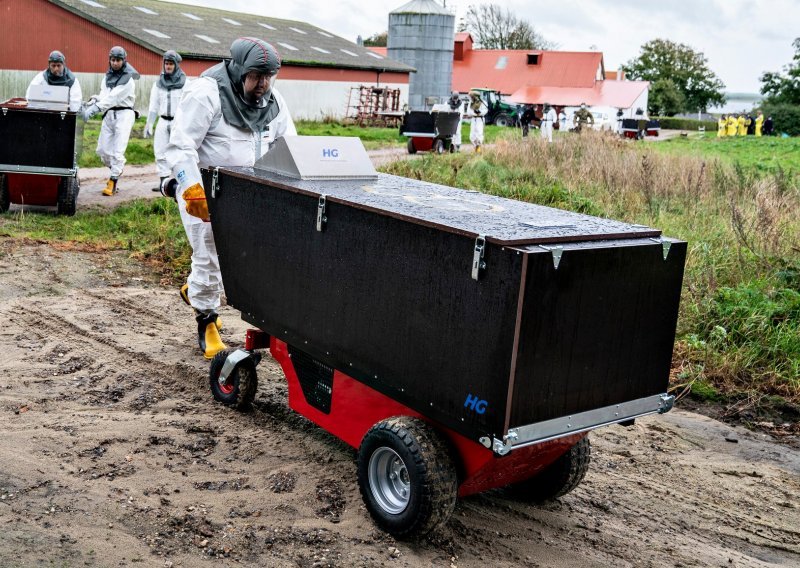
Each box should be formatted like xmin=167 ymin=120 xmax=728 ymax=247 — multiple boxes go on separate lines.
xmin=409 ymin=137 xmax=434 ymax=152
xmin=5 ymin=174 xmax=60 ymax=207
xmin=267 ymin=334 xmax=585 ymax=497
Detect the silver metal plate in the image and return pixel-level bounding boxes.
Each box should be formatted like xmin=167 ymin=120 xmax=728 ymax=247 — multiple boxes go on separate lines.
xmin=492 ymin=394 xmax=675 ymax=455
xmin=254 ymin=136 xmax=378 ymax=181
xmin=0 ymin=164 xmax=76 ymax=176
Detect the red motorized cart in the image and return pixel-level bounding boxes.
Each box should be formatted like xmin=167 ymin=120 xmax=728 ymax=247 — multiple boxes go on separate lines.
xmin=200 ymin=137 xmax=685 ymax=538
xmin=400 ymin=109 xmax=461 ymax=154
xmin=0 ymin=98 xmax=80 ymax=216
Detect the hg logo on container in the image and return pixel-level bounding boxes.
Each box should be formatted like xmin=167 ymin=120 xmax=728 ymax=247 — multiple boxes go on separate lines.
xmin=322 ymin=148 xmax=339 ymax=158
xmin=464 ymin=393 xmax=488 ymax=414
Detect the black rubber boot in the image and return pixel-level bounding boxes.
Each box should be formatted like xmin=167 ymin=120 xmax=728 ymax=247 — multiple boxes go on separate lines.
xmin=181 ymin=283 xmax=222 ymax=329
xmin=152 ymin=176 xmax=167 ymax=192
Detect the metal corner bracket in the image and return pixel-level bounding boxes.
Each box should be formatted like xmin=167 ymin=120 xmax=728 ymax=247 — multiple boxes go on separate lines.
xmin=539 ymin=245 xmax=564 ymax=269
xmin=471 ymin=234 xmax=486 ymax=280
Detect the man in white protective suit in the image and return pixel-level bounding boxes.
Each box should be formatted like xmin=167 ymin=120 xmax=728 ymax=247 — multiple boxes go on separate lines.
xmin=540 ymin=102 xmax=557 ymax=143
xmin=82 ymin=46 xmax=139 ymax=196
xmin=26 ymin=50 xmax=83 ymax=112
xmin=163 ymin=37 xmax=297 ymax=359
xmin=144 ymin=50 xmax=186 ymax=193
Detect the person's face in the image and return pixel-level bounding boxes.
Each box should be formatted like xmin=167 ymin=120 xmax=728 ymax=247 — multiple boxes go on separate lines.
xmin=243 ymin=71 xmax=271 ymax=103
xmin=110 ymin=56 xmax=124 ymax=71
xmin=48 ymin=61 xmax=64 ymax=76
xmin=164 ymin=60 xmax=176 ymax=74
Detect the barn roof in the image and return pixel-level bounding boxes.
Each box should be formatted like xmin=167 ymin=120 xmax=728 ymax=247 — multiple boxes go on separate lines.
xmin=509 ymin=80 xmax=650 ymax=108
xmin=452 ymin=49 xmax=604 ymax=95
xmin=48 ymin=0 xmax=413 ymax=72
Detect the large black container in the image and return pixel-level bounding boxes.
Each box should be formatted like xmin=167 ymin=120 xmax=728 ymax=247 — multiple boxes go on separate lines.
xmin=202 ymin=166 xmax=686 ymax=447
xmin=0 ymin=100 xmax=79 ymax=172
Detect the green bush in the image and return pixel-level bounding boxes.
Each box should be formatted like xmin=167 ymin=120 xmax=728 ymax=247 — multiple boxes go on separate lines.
xmin=654 ymin=116 xmax=719 ymax=131
xmin=759 ymin=103 xmax=800 ymax=136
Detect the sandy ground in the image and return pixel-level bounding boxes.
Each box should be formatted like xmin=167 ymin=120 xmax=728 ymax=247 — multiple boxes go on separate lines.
xmin=0 ymin=239 xmax=798 ymax=568
xmin=1 ymin=141 xmax=798 ymax=567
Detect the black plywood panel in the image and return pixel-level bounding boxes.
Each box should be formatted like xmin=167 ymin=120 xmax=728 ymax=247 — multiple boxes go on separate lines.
xmin=224 ymin=167 xmax=661 ymax=246
xmin=0 ymin=107 xmax=77 ymax=169
xmin=204 ymin=170 xmax=523 ymax=440
xmin=509 ymin=239 xmax=686 ymax=427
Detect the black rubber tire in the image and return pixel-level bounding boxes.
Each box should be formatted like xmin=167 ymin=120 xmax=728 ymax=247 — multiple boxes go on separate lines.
xmin=494 ymin=113 xmax=511 ymax=127
xmin=433 ymin=139 xmax=445 ymax=154
xmin=407 ymin=138 xmax=417 ymax=154
xmin=209 ymin=350 xmax=258 ymax=410
xmin=0 ymin=174 xmax=9 ymax=214
xmin=57 ymin=176 xmax=79 ymax=216
xmin=357 ymin=416 xmax=457 ymax=539
xmin=508 ymin=436 xmax=591 ymax=502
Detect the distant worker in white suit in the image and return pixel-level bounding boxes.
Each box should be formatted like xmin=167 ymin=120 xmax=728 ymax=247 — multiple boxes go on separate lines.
xmin=163 ymin=37 xmax=297 ymax=359
xmin=468 ymin=90 xmax=487 ymax=153
xmin=82 ymin=46 xmax=140 ymax=196
xmin=144 ymin=50 xmax=187 ymax=193
xmin=540 ymin=102 xmax=557 ymax=142
xmin=26 ymin=50 xmax=83 ymax=112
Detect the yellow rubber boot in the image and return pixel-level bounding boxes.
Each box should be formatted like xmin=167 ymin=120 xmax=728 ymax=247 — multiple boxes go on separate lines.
xmin=102 ymin=178 xmax=118 ymax=196
xmin=181 ymin=283 xmax=222 ymax=329
xmin=197 ymin=312 xmax=226 ymax=359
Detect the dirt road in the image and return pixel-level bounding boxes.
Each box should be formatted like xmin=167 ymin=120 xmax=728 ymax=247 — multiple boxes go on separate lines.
xmin=0 ymin=239 xmax=797 ymax=567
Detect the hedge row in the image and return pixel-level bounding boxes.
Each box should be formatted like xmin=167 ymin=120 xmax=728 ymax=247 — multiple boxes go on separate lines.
xmin=653 ymin=117 xmax=719 ymax=131
xmin=759 ymin=103 xmax=800 ymax=136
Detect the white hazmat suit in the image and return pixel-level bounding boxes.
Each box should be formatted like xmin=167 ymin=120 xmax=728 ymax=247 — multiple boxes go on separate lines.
xmin=540 ymin=106 xmax=557 ymax=142
xmin=165 ymin=80 xmax=295 ymax=313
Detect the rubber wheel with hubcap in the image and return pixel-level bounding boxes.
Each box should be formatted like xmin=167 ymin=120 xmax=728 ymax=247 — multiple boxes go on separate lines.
xmin=433 ymin=139 xmax=445 ymax=154
xmin=357 ymin=416 xmax=457 ymax=539
xmin=508 ymin=436 xmax=591 ymax=502
xmin=494 ymin=113 xmax=511 ymax=127
xmin=407 ymin=138 xmax=416 ymax=154
xmin=209 ymin=349 xmax=258 ymax=410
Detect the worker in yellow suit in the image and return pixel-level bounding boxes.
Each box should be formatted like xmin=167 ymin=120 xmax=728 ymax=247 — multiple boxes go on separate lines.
xmin=717 ymin=115 xmax=727 ymax=137
xmin=726 ymin=114 xmax=738 ymax=137
xmin=737 ymin=113 xmax=746 ymax=136
xmin=755 ymin=110 xmax=764 ymax=136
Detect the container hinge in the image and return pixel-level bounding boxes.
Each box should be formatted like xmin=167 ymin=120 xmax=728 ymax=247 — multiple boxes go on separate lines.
xmin=60 ymin=111 xmax=66 ymax=120
xmin=471 ymin=235 xmax=486 ymax=280
xmin=211 ymin=167 xmax=219 ymax=198
xmin=650 ymin=237 xmax=671 ymax=260
xmin=539 ymin=245 xmax=564 ymax=269
xmin=316 ymin=194 xmax=327 ymax=232
xmin=1 ymin=108 xmax=7 ymax=116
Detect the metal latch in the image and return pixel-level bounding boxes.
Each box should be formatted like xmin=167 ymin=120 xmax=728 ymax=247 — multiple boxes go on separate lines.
xmin=539 ymin=245 xmax=564 ymax=269
xmin=316 ymin=194 xmax=327 ymax=232
xmin=471 ymin=235 xmax=486 ymax=280
xmin=211 ymin=167 xmax=219 ymax=198
xmin=650 ymin=237 xmax=672 ymax=260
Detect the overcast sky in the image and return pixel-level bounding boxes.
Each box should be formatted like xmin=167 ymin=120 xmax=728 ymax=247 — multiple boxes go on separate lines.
xmin=170 ymin=0 xmax=798 ymax=94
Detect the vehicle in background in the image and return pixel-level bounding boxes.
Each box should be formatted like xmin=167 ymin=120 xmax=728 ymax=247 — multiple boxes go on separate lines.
xmin=467 ymin=88 xmax=521 ymax=126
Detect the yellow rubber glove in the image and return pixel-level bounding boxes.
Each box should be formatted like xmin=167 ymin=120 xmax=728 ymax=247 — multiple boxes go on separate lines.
xmin=183 ymin=183 xmax=209 ymax=221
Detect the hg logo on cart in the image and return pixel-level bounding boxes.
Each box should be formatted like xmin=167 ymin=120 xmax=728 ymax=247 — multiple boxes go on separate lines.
xmin=464 ymin=394 xmax=488 ymax=414
xmin=322 ymin=148 xmax=339 ymax=158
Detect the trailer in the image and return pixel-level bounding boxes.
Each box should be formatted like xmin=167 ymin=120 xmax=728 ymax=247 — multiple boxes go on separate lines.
xmin=0 ymin=97 xmax=81 ymax=215
xmin=201 ymin=137 xmax=686 ymax=538
xmin=400 ymin=110 xmax=461 ymax=154
xmin=621 ymin=118 xmax=661 ymax=140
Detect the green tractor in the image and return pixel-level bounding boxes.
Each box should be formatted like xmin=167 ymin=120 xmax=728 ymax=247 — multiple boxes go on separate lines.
xmin=469 ymin=88 xmax=520 ymax=127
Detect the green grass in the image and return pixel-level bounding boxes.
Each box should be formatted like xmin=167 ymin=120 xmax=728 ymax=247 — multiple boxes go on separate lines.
xmin=0 ymin=198 xmax=190 ymax=281
xmin=652 ymin=132 xmax=800 ymax=176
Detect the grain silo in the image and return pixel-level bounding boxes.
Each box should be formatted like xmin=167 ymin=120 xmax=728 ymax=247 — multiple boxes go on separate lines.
xmin=388 ymin=0 xmax=455 ymax=110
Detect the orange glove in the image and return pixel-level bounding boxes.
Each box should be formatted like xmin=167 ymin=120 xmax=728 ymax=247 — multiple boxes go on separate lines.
xmin=183 ymin=183 xmax=209 ymax=221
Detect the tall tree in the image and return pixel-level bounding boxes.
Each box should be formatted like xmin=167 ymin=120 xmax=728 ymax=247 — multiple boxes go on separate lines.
xmin=459 ymin=3 xmax=555 ymax=50
xmin=760 ymin=37 xmax=800 ymax=105
xmin=622 ymin=39 xmax=726 ymax=112
xmin=649 ymin=78 xmax=686 ymax=116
